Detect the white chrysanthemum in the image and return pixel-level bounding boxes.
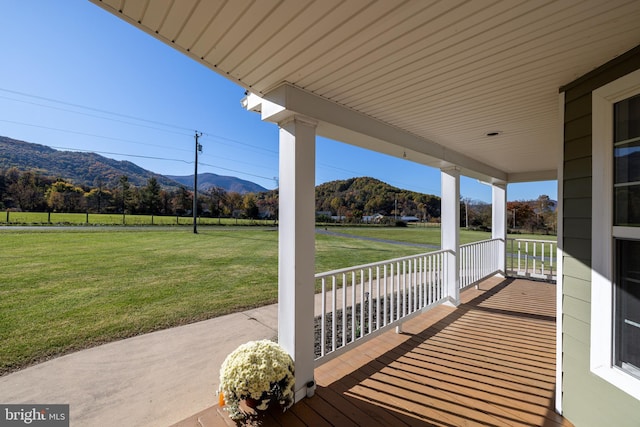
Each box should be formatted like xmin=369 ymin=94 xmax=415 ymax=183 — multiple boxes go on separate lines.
xmin=219 ymin=340 xmax=295 ymax=420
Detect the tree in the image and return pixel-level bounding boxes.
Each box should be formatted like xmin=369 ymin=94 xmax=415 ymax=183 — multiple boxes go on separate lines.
xmin=533 ymin=194 xmax=557 ymax=233
xmin=86 ymin=187 xmax=113 ymax=213
xmin=243 ymin=193 xmax=260 ymax=219
xmin=208 ymin=186 xmax=227 ymax=217
xmin=9 ymin=171 xmax=45 ymax=211
xmin=45 ymin=180 xmax=86 ymax=212
xmin=87 ymin=177 xmax=109 ymax=213
xmin=117 ymin=175 xmax=131 ymax=214
xmin=507 ymin=201 xmax=535 ymax=231
xmin=173 ymin=186 xmax=191 ymax=215
xmin=142 ymin=177 xmax=161 ymax=216
xmin=159 ymin=189 xmax=172 ymax=215
xmin=226 ymin=192 xmax=243 ymax=217
xmin=329 ymin=197 xmax=342 ymax=216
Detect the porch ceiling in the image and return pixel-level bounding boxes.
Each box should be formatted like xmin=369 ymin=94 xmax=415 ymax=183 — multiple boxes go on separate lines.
xmin=91 ymin=0 xmax=640 ymax=182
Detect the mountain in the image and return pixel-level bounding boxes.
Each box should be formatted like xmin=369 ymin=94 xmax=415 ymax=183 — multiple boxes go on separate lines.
xmin=0 ymin=136 xmax=182 ymax=188
xmin=0 ymin=136 xmax=267 ymax=193
xmin=166 ymin=173 xmax=268 ymax=194
xmin=314 ymin=176 xmax=441 ymax=218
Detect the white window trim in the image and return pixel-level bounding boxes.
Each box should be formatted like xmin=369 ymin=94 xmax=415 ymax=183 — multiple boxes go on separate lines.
xmin=591 ymin=67 xmax=640 ymax=401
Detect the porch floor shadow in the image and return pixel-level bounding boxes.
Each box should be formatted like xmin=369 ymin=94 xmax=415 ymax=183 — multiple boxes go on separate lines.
xmin=172 ymin=276 xmax=574 ymax=427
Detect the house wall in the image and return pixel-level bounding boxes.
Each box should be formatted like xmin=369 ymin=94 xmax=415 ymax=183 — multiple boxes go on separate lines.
xmin=561 ymin=45 xmax=640 ymax=426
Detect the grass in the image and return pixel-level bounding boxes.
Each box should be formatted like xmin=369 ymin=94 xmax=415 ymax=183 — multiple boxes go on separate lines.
xmin=324 ymin=226 xmax=556 ymax=246
xmin=0 ymin=211 xmax=276 ymax=226
xmin=0 ymin=227 xmax=422 ymax=374
xmin=0 ymin=225 xmax=556 ymax=375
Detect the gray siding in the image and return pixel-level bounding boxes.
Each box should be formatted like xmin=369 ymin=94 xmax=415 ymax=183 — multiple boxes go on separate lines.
xmin=561 ymin=45 xmax=640 ymax=426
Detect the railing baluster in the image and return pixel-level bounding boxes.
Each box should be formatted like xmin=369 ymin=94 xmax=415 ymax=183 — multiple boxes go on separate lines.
xmin=367 ymin=267 xmax=372 ymax=335
xmin=383 ymin=264 xmax=387 ymax=327
xmin=351 ymin=271 xmax=356 ymax=343
xmin=321 ymin=277 xmax=326 ymax=357
xmin=342 ymin=273 xmax=346 ymax=348
xmin=390 ymin=263 xmax=395 ymax=324
xmin=359 ymin=269 xmax=364 ymax=339
xmin=403 ymin=260 xmax=407 ymax=317
xmin=331 ymin=276 xmax=336 ymax=353
xmin=376 ymin=265 xmax=380 ymax=331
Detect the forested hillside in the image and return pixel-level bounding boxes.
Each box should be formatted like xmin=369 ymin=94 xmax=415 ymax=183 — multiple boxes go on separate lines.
xmin=0 ymin=136 xmax=179 ymax=188
xmin=166 ymin=173 xmax=267 ymax=194
xmin=315 ymin=177 xmax=441 ymax=221
xmin=0 ymin=136 xmax=556 ymax=231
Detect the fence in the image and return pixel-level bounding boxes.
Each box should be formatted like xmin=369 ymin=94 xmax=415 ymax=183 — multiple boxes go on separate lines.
xmin=459 ymin=238 xmax=502 ymax=289
xmin=506 ymin=238 xmax=556 ymax=281
xmin=314 ymin=250 xmax=449 ymax=363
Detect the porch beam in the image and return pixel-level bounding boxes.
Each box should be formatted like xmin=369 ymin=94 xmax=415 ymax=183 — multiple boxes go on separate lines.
xmin=244 ymin=86 xmax=508 ymax=184
xmin=441 ymin=167 xmax=460 ymax=306
xmin=492 ymin=184 xmax=507 ymax=275
xmin=277 ymin=115 xmax=317 ymax=403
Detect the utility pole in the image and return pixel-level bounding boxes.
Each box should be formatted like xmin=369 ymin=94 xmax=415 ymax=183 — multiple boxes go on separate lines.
xmin=394 ymin=193 xmax=398 ymax=221
xmin=465 ymin=198 xmax=469 ymax=228
xmin=193 ymin=131 xmax=203 ymax=234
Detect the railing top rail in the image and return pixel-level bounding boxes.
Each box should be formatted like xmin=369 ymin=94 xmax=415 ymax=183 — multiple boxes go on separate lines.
xmin=460 ymin=238 xmax=502 ymax=247
xmin=315 ymin=249 xmax=450 ymax=279
xmin=507 ymin=238 xmax=557 ymax=244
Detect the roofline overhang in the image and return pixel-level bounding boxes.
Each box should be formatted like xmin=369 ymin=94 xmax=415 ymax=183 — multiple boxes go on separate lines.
xmin=244 ymin=83 xmax=518 ymax=184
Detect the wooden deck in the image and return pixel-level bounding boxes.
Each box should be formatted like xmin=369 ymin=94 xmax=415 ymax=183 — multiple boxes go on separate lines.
xmin=173 ymin=277 xmax=573 ymax=427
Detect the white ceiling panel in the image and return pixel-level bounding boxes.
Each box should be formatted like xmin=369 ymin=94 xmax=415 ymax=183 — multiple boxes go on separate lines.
xmin=91 ymin=0 xmax=640 ymax=181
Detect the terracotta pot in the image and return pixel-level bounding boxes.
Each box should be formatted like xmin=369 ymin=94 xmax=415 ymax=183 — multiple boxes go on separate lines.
xmin=244 ymin=397 xmax=260 ymax=409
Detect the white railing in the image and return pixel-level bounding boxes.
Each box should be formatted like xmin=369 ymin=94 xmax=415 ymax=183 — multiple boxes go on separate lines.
xmin=459 ymin=239 xmax=502 ymax=289
xmin=314 ymin=250 xmax=449 ymax=363
xmin=506 ymin=238 xmax=557 ymax=281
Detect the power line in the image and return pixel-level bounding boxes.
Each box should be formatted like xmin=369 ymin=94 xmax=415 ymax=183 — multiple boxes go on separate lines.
xmin=0 ymin=119 xmax=191 ymax=153
xmin=49 ymin=146 xmax=191 ymax=164
xmin=39 ymin=145 xmax=275 ymax=182
xmin=199 ymin=161 xmax=275 ymax=182
xmin=0 ymin=94 xmax=194 ymax=138
xmin=0 ymin=87 xmax=193 ymax=133
xmin=200 ymin=134 xmax=278 ymax=156
xmin=0 ymin=87 xmax=278 ymax=156
xmin=0 ymin=88 xmax=440 ymax=193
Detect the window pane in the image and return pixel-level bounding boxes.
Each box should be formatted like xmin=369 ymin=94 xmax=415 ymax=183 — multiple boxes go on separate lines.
xmin=615 ymin=94 xmax=640 ymax=143
xmin=614 ymin=185 xmax=640 ymax=226
xmin=614 ymin=94 xmax=640 ymax=226
xmin=615 ymin=239 xmax=640 ymax=374
xmin=614 ymin=144 xmax=640 ymax=184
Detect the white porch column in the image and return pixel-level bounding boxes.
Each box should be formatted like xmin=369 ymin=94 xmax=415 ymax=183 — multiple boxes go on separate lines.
xmin=492 ymin=184 xmax=507 ymax=275
xmin=441 ymin=167 xmax=460 ymax=306
xmin=277 ymin=115 xmax=317 ymax=403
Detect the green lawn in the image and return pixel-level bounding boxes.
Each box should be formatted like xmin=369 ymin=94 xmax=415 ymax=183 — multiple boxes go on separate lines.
xmin=0 ymin=211 xmax=275 ymax=226
xmin=0 ymin=226 xmax=555 ymax=375
xmin=0 ymin=227 xmax=422 ymax=374
xmin=325 ymin=226 xmax=556 ymax=246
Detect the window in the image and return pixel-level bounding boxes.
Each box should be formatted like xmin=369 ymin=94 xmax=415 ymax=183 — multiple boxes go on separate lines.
xmin=592 ymin=68 xmax=640 ymax=401
xmin=615 ymin=239 xmax=640 ymax=377
xmin=613 ymin=94 xmax=640 ymax=378
xmin=614 ymin=94 xmax=640 ymax=226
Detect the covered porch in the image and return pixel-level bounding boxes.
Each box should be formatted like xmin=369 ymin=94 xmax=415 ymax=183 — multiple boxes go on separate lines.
xmin=89 ymin=2 xmax=640 ymax=424
xmin=175 ymin=276 xmax=571 ymax=427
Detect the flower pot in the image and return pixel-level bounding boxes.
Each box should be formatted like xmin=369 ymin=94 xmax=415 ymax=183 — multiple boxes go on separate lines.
xmin=244 ymin=397 xmax=259 ymax=409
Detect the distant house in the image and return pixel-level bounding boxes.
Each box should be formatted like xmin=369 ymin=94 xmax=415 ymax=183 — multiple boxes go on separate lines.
xmin=362 ymin=213 xmax=384 ymax=223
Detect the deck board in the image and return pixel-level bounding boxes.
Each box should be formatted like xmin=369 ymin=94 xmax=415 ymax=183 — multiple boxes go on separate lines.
xmin=172 ymin=277 xmax=574 ymax=427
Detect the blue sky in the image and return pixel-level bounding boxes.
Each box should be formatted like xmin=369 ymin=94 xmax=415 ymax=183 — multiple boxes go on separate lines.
xmin=0 ymin=1 xmax=557 ymax=203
